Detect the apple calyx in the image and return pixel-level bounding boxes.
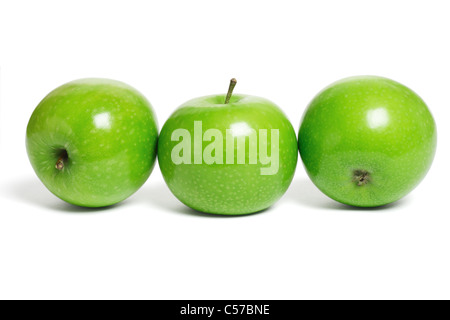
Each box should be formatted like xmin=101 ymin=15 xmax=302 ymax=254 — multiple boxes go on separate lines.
xmin=55 ymin=149 xmax=68 ymax=171
xmin=224 ymin=78 xmax=237 ymax=104
xmin=353 ymin=169 xmax=370 ymax=186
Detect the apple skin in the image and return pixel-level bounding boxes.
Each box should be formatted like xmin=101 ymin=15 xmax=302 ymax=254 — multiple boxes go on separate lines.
xmin=26 ymin=78 xmax=158 ymax=207
xmin=299 ymin=76 xmax=437 ymax=207
xmin=158 ymin=94 xmax=298 ymax=215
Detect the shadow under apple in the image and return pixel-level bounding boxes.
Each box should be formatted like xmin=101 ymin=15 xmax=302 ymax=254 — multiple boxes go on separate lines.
xmin=6 ymin=176 xmax=408 ymax=215
xmin=282 ymin=178 xmax=409 ymax=211
xmin=5 ymin=177 xmax=123 ymax=213
xmin=131 ymin=181 xmax=268 ymax=218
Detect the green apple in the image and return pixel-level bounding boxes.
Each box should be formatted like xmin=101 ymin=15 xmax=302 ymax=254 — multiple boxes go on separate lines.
xmin=26 ymin=78 xmax=158 ymax=207
xmin=158 ymin=79 xmax=298 ymax=215
xmin=299 ymin=76 xmax=437 ymax=207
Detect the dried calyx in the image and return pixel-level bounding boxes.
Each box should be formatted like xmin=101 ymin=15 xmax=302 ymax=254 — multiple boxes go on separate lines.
xmin=353 ymin=169 xmax=370 ymax=186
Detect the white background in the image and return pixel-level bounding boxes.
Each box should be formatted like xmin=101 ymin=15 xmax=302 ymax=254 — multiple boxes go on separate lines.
xmin=0 ymin=0 xmax=449 ymax=300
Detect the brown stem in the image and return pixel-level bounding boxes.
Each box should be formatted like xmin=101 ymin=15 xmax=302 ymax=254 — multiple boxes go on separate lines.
xmin=224 ymin=78 xmax=237 ymax=104
xmin=55 ymin=156 xmax=65 ymax=170
xmin=55 ymin=149 xmax=68 ymax=171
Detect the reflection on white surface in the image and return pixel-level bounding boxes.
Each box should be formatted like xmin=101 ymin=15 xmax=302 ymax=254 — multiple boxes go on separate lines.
xmin=93 ymin=112 xmax=111 ymax=129
xmin=230 ymin=122 xmax=253 ymax=137
xmin=367 ymin=108 xmax=389 ymax=129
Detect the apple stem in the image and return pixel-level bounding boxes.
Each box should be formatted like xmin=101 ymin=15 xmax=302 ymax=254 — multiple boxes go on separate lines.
xmin=224 ymin=78 xmax=237 ymax=104
xmin=353 ymin=169 xmax=370 ymax=186
xmin=55 ymin=149 xmax=68 ymax=171
xmin=55 ymin=156 xmax=65 ymax=170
